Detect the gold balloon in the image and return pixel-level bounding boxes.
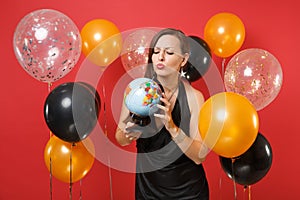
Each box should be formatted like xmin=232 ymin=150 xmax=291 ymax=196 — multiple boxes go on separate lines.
xmin=81 ymin=19 xmax=122 ymax=66
xmin=204 ymin=12 xmax=245 ymax=58
xmin=44 ymin=136 xmax=95 ymax=183
xmin=199 ymin=92 xmax=259 ymax=158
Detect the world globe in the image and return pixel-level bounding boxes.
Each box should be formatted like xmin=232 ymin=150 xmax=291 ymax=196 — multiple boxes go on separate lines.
xmin=124 ymin=78 xmax=162 ymax=117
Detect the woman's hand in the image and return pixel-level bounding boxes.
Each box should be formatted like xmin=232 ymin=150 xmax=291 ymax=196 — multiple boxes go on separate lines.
xmin=124 ymin=121 xmax=142 ymax=141
xmin=154 ymin=93 xmax=178 ymax=137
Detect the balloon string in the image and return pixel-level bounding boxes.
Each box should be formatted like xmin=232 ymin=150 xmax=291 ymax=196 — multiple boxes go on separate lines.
xmin=243 ymin=185 xmax=251 ymax=200
xmin=69 ymin=143 xmax=74 ymax=200
xmin=219 ymin=176 xmax=222 ymax=198
xmin=48 ymin=82 xmax=52 ymax=93
xmin=79 ymin=179 xmax=83 ymax=200
xmin=102 ymin=85 xmax=113 ymax=200
xmin=107 ymin=141 xmax=113 ymax=200
xmin=48 ymin=82 xmax=53 ymax=138
xmin=49 ymin=156 xmax=52 ymax=200
xmin=248 ymin=185 xmax=251 ymax=200
xmin=48 ymin=82 xmax=53 ymax=200
xmin=243 ymin=186 xmax=247 ymax=200
xmin=231 ymin=158 xmax=237 ymax=200
xmin=233 ymin=180 xmax=237 ymax=200
xmin=218 ymin=162 xmax=223 ymax=199
xmin=221 ymin=58 xmax=226 ymax=78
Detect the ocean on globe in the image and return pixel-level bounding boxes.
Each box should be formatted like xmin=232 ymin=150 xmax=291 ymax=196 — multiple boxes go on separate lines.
xmin=124 ymin=78 xmax=162 ymax=117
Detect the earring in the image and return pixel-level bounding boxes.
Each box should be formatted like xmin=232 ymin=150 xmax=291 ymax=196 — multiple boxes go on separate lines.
xmin=179 ymin=67 xmax=183 ymax=73
xmin=180 ymin=67 xmax=186 ymax=77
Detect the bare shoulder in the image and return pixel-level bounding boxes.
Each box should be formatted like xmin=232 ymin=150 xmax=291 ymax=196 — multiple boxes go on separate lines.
xmin=182 ymin=80 xmax=204 ymax=107
xmin=191 ymin=87 xmax=204 ymax=104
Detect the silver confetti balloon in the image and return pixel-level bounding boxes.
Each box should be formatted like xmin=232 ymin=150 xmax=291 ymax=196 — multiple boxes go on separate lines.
xmin=13 ymin=9 xmax=82 ymax=83
xmin=121 ymin=28 xmax=158 ymax=74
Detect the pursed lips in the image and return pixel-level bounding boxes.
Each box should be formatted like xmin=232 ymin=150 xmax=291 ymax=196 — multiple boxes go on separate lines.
xmin=156 ymin=63 xmax=165 ymax=69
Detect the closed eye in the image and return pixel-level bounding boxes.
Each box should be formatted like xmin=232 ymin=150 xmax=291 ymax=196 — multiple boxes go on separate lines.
xmin=153 ymin=48 xmax=175 ymax=55
xmin=153 ymin=47 xmax=160 ymax=54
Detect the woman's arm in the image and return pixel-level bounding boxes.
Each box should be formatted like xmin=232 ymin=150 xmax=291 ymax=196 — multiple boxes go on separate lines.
xmin=184 ymin=82 xmax=209 ymax=163
xmin=115 ymin=103 xmax=139 ymax=146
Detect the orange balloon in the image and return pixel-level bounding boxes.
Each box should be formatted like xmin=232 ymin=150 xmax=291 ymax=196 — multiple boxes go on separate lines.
xmin=44 ymin=136 xmax=95 ymax=183
xmin=204 ymin=12 xmax=245 ymax=58
xmin=81 ymin=19 xmax=122 ymax=66
xmin=199 ymin=92 xmax=259 ymax=158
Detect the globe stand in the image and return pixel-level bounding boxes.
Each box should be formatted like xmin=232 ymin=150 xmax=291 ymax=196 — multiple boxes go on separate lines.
xmin=130 ymin=112 xmax=151 ymax=127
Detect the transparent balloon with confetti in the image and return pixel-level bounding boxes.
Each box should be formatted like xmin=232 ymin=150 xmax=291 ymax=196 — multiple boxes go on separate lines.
xmin=121 ymin=28 xmax=158 ymax=75
xmin=224 ymin=48 xmax=283 ymax=111
xmin=13 ymin=9 xmax=82 ymax=83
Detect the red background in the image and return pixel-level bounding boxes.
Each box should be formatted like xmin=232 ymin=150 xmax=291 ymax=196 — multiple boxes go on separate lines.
xmin=1 ymin=0 xmax=299 ymax=199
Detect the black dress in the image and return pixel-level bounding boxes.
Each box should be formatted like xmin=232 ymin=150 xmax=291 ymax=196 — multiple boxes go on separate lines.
xmin=135 ymin=81 xmax=209 ymax=200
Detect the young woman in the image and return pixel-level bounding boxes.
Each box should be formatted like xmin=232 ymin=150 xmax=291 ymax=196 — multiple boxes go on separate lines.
xmin=115 ymin=28 xmax=209 ymax=199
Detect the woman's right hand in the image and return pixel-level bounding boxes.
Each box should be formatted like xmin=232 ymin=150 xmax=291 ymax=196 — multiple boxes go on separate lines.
xmin=124 ymin=122 xmax=142 ymax=141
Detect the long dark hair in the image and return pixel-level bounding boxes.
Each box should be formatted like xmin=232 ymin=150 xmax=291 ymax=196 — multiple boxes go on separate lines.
xmin=144 ymin=28 xmax=190 ymax=79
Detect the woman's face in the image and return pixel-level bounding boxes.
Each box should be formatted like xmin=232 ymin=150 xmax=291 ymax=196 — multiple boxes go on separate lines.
xmin=152 ymin=35 xmax=185 ymax=77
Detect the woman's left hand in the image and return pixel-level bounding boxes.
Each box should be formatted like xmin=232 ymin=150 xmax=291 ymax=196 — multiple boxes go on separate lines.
xmin=154 ymin=93 xmax=177 ymax=133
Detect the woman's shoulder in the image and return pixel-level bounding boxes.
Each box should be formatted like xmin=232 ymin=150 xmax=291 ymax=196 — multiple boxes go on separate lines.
xmin=180 ymin=80 xmax=204 ymax=116
xmin=181 ymin=79 xmax=204 ymax=104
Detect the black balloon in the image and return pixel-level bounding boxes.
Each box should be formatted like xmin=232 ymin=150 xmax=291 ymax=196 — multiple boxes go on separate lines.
xmin=44 ymin=82 xmax=100 ymax=143
xmin=77 ymin=81 xmax=101 ymax=108
xmin=219 ymin=133 xmax=273 ymax=186
xmin=183 ymin=36 xmax=212 ymax=82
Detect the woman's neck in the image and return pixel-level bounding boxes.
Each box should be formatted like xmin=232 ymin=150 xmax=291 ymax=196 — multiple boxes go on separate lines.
xmin=157 ymin=73 xmax=179 ymax=92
